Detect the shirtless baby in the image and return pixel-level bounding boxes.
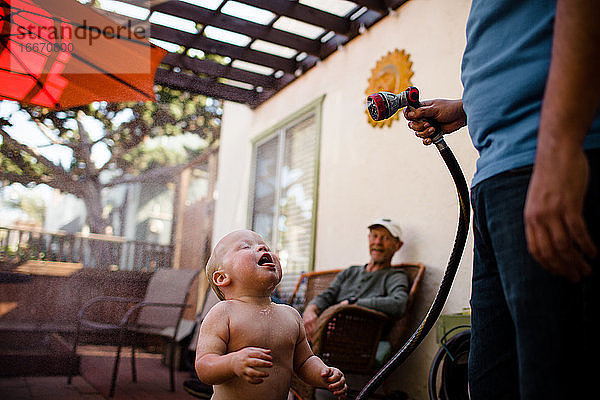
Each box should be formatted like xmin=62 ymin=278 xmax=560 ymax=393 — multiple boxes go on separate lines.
xmin=195 ymin=229 xmax=347 ymax=400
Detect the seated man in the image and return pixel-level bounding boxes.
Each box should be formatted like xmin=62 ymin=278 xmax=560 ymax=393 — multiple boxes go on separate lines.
xmin=302 ymin=218 xmax=410 ymax=341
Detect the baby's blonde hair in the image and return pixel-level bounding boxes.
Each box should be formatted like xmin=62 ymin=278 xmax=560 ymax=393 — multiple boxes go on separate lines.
xmin=205 ymin=245 xmax=226 ymax=301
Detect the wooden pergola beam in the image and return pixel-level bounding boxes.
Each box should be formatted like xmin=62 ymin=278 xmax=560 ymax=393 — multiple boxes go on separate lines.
xmin=154 ymin=68 xmax=261 ymax=107
xmin=151 ymin=25 xmax=298 ymax=74
xmin=152 ymin=1 xmax=322 ymax=57
xmin=161 ymin=53 xmax=278 ymax=89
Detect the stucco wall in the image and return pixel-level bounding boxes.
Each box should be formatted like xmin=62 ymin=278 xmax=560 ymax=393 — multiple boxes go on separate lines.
xmin=213 ymin=1 xmax=474 ymax=398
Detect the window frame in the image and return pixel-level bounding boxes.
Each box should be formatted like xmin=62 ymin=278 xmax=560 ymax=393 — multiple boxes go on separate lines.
xmin=247 ymin=95 xmax=325 ymax=273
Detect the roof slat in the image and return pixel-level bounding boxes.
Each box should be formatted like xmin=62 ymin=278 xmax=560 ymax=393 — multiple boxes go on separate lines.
xmin=96 ymin=0 xmax=412 ymax=107
xmin=352 ymin=0 xmax=389 ymax=13
xmin=161 ymin=53 xmax=277 ymax=89
xmin=155 ymin=68 xmax=261 ymax=107
xmin=152 ymin=1 xmax=322 ymax=57
xmin=151 ymin=25 xmax=298 ymax=73
xmin=233 ymin=0 xmax=351 ymax=35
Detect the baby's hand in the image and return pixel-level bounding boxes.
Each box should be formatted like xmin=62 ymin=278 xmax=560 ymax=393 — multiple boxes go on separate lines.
xmin=231 ymin=347 xmax=273 ymax=384
xmin=321 ymin=367 xmax=347 ymax=399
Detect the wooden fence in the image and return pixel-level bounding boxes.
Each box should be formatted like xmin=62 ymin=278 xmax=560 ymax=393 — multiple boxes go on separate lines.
xmin=0 ymin=226 xmax=173 ymax=271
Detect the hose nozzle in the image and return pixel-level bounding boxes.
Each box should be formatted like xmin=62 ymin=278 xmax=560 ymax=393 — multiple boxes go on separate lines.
xmin=367 ymin=87 xmax=420 ymax=121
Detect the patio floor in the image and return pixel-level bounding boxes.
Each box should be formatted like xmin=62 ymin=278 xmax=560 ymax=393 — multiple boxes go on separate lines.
xmin=0 ymin=345 xmax=196 ymax=400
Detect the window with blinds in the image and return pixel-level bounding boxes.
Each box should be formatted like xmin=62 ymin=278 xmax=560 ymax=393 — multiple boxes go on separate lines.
xmin=250 ymin=111 xmax=319 ymax=275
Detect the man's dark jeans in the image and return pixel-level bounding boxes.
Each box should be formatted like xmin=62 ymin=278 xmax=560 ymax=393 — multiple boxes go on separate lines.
xmin=468 ymin=149 xmax=599 ymax=400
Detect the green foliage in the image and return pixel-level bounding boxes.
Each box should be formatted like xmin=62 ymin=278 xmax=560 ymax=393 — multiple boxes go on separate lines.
xmin=0 ymin=143 xmax=49 ymax=177
xmin=5 ymin=192 xmax=46 ymax=224
xmin=0 ymin=85 xmax=221 ymax=185
xmin=0 ymin=86 xmax=221 ymax=233
xmin=122 ymin=133 xmax=207 ymax=171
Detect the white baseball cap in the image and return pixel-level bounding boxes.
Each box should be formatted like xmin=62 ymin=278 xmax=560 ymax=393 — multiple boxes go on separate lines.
xmin=368 ymin=218 xmax=402 ymax=240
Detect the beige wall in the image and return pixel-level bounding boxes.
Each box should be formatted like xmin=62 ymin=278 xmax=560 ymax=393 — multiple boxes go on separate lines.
xmin=213 ymin=0 xmax=474 ymax=398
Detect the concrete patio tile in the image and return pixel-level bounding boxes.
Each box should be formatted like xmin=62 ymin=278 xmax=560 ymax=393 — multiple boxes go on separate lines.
xmin=0 ymin=381 xmax=30 ymax=400
xmin=0 ymin=348 xmax=193 ymax=400
xmin=0 ymin=376 xmax=27 ymax=388
xmin=68 ymin=376 xmax=99 ymax=394
xmin=0 ymin=376 xmax=104 ymax=400
xmin=23 ymin=376 xmax=89 ymax=400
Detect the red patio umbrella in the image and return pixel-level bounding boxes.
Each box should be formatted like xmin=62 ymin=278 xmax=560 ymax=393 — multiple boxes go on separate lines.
xmin=0 ymin=0 xmax=166 ymax=109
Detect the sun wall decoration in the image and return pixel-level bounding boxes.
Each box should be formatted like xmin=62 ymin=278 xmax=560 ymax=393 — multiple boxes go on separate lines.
xmin=365 ymin=49 xmax=414 ymax=128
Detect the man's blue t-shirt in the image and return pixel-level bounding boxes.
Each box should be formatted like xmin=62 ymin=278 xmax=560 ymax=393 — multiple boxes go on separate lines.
xmin=461 ymin=0 xmax=600 ymax=187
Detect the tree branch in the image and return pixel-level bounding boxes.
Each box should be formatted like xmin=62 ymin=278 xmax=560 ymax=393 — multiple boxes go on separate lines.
xmin=1 ymin=129 xmax=62 ymax=174
xmin=0 ymin=171 xmax=40 ymax=187
xmin=74 ymin=113 xmax=100 ymax=177
xmin=32 ymin=120 xmax=66 ymax=147
xmin=1 ymin=127 xmax=74 ymax=183
xmin=0 ymin=167 xmax=83 ymax=197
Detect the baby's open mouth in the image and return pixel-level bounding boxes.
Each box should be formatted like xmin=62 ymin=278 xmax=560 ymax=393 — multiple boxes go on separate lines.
xmin=258 ymin=253 xmax=274 ymax=266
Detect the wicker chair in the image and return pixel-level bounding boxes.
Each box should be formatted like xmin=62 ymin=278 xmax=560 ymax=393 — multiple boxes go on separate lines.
xmin=289 ymin=263 xmax=425 ymax=400
xmin=67 ymin=268 xmax=199 ymax=397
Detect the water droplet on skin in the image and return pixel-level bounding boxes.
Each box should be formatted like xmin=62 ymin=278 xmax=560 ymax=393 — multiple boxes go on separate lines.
xmin=260 ymin=308 xmax=270 ymax=315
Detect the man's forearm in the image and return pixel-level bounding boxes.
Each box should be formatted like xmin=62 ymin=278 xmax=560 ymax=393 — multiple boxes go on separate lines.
xmin=538 ymin=0 xmax=600 ymax=150
xmin=524 ymin=0 xmax=600 ymax=280
xmin=356 ymin=296 xmax=407 ymax=318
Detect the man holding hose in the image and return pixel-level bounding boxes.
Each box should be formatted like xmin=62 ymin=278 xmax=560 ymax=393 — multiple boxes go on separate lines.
xmin=405 ymin=1 xmax=599 ymax=399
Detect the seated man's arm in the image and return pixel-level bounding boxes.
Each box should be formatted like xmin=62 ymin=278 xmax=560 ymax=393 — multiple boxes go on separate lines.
xmin=302 ymin=303 xmax=320 ymax=341
xmin=303 ymin=270 xmax=349 ymax=338
xmin=355 ymin=271 xmax=409 ymax=318
xmin=307 ymin=270 xmax=347 ymax=312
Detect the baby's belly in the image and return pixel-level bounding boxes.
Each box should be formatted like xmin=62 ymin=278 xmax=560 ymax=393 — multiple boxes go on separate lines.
xmin=212 ymin=365 xmax=292 ymax=400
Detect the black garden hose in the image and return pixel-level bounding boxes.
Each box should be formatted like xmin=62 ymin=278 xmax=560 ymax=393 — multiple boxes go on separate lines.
xmin=357 ymin=88 xmax=471 ymax=400
xmin=429 ymin=326 xmax=471 ymax=400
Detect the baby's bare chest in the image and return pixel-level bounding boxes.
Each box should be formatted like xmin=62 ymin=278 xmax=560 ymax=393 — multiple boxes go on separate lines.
xmin=227 ymin=307 xmax=298 ymax=354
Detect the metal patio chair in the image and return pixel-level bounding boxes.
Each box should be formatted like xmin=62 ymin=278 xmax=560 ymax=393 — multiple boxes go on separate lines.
xmin=67 ymin=268 xmax=199 ymax=397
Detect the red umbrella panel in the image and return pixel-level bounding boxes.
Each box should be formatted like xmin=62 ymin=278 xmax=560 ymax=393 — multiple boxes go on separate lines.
xmin=0 ymin=0 xmax=166 ymax=109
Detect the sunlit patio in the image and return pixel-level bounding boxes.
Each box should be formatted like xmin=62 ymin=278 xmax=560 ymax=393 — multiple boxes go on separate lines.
xmin=0 ymin=344 xmax=195 ymax=400
xmin=0 ymin=226 xmax=202 ymax=400
xmin=0 ymin=1 xmax=482 ymax=398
